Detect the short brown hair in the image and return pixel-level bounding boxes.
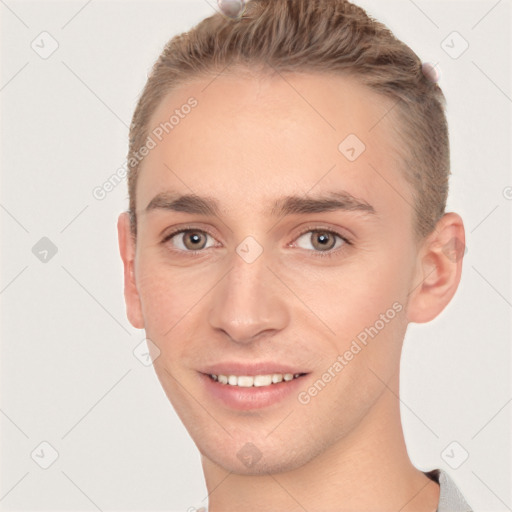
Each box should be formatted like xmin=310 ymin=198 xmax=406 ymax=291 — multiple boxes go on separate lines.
xmin=127 ymin=0 xmax=449 ymax=239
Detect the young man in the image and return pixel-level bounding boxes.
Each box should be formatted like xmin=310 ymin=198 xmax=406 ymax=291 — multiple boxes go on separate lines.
xmin=118 ymin=0 xmax=472 ymax=510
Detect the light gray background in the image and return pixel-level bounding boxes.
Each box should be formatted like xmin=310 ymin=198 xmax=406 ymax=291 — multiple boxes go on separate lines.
xmin=1 ymin=0 xmax=511 ymax=510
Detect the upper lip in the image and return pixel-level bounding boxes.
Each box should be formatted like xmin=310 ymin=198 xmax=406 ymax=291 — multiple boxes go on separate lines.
xmin=200 ymin=362 xmax=310 ymax=376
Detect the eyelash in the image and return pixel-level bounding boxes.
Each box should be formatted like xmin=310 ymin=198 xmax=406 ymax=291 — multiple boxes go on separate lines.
xmin=161 ymin=225 xmax=352 ymax=259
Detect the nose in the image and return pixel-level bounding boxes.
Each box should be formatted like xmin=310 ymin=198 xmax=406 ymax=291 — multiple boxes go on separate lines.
xmin=208 ymin=248 xmax=290 ymax=345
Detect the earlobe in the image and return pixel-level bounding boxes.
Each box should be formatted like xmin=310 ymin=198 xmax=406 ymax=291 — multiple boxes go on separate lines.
xmin=407 ymin=212 xmax=465 ymax=324
xmin=117 ymin=212 xmax=145 ymax=329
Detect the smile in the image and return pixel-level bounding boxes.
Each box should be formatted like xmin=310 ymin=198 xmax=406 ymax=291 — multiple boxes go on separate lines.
xmin=201 ymin=369 xmax=309 ymax=410
xmin=209 ymin=373 xmax=305 ymax=387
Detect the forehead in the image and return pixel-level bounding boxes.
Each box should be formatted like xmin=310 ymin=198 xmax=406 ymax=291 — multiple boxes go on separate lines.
xmin=136 ymin=71 xmax=408 ymax=217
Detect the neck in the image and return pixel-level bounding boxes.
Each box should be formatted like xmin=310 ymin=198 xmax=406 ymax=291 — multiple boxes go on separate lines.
xmin=201 ymin=370 xmax=439 ymax=512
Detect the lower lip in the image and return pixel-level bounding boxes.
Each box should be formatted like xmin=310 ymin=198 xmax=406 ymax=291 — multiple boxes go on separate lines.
xmin=199 ymin=373 xmax=308 ymax=410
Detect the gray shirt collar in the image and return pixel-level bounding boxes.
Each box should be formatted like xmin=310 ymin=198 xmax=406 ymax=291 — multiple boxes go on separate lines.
xmin=424 ymin=468 xmax=473 ymax=512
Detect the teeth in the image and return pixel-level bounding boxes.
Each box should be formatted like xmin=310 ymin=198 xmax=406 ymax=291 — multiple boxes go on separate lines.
xmin=210 ymin=373 xmax=303 ymax=387
xmin=254 ymin=375 xmax=272 ymax=387
xmin=237 ymin=376 xmax=253 ymax=387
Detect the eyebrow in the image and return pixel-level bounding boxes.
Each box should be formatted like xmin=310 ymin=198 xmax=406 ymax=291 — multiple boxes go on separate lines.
xmin=144 ymin=191 xmax=376 ymax=217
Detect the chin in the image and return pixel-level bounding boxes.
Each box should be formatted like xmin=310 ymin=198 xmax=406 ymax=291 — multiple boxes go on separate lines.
xmin=197 ymin=432 xmax=320 ymax=476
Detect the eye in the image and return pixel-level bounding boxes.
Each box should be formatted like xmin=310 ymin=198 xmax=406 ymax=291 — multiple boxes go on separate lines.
xmin=293 ymin=228 xmax=350 ymax=257
xmin=162 ymin=227 xmax=216 ymax=253
xmin=161 ymin=225 xmax=352 ymax=258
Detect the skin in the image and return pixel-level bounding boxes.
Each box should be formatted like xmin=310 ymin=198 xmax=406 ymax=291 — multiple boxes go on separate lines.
xmin=118 ymin=70 xmax=465 ymax=512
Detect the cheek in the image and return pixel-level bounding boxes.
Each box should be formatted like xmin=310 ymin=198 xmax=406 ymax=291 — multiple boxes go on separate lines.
xmin=135 ymin=267 xmax=187 ymax=339
xmin=134 ymin=255 xmax=222 ymax=359
xmin=285 ymin=250 xmax=410 ymax=338
xmin=288 ymin=248 xmax=410 ymax=394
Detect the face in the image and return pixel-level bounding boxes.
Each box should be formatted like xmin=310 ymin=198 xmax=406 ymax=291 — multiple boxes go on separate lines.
xmin=123 ymin=71 xmax=424 ymax=475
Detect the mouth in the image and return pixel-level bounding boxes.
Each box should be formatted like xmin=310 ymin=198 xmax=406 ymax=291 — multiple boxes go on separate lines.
xmin=199 ymin=366 xmax=310 ymax=410
xmin=208 ymin=372 xmax=307 ymax=387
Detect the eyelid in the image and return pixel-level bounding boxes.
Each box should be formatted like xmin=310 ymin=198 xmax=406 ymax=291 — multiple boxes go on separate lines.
xmin=161 ymin=225 xmax=219 ymax=251
xmin=291 ymin=224 xmax=353 ymax=245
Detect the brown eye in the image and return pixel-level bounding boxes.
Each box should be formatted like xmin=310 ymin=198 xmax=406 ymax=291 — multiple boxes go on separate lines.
xmin=182 ymin=231 xmax=208 ymax=250
xmin=295 ymin=229 xmax=345 ymax=253
xmin=164 ymin=229 xmax=214 ymax=252
xmin=312 ymin=232 xmax=337 ymax=251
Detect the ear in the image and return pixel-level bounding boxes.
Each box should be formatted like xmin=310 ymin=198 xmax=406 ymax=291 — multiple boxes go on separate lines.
xmin=117 ymin=212 xmax=145 ymax=329
xmin=407 ymin=212 xmax=465 ymax=323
